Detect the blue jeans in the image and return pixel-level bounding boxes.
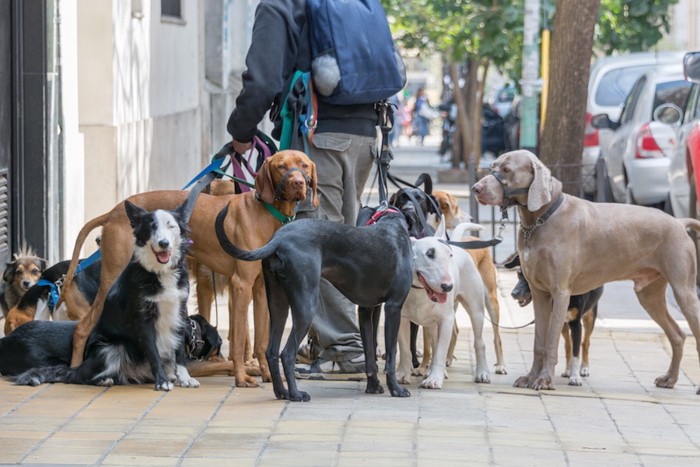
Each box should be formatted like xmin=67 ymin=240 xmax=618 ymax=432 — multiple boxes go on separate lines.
xmin=296 ymin=131 xmax=376 ymax=362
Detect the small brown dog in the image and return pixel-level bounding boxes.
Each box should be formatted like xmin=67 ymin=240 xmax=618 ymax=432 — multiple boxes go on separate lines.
xmin=1 ymin=245 xmax=46 ymax=320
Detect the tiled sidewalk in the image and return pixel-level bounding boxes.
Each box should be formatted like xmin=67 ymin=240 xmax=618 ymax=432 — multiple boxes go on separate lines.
xmin=1 ymin=270 xmax=700 ymax=466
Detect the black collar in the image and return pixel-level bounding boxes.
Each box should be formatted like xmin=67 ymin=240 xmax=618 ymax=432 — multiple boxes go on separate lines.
xmin=491 ymin=170 xmax=529 ymax=207
xmin=520 ymin=194 xmax=564 ymax=243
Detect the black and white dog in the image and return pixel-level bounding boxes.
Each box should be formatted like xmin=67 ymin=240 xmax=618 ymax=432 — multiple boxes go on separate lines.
xmin=13 ymin=201 xmax=199 ymax=391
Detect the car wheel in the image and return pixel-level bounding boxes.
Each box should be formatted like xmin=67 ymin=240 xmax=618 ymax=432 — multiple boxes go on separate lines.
xmin=594 ymin=157 xmax=614 ymax=203
xmin=690 ymin=182 xmax=700 ymax=288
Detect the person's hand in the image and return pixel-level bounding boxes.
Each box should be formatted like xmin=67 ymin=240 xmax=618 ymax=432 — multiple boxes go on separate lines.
xmin=232 ymin=139 xmax=253 ymax=154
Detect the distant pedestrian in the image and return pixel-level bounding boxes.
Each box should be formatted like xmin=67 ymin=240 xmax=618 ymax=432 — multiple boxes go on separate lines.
xmin=412 ymin=87 xmax=431 ymax=145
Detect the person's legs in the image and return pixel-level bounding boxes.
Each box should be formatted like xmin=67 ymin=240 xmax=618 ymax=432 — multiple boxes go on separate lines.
xmin=295 ymin=132 xmax=376 ymax=373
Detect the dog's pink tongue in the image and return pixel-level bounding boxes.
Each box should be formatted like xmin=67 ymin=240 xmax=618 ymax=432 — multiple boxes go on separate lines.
xmin=418 ymin=274 xmax=448 ymax=304
xmin=156 ymin=250 xmax=171 ymax=264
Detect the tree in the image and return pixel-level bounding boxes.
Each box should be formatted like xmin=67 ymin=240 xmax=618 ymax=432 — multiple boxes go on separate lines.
xmin=538 ymin=0 xmax=600 ymax=195
xmin=596 ymin=0 xmax=679 ymax=56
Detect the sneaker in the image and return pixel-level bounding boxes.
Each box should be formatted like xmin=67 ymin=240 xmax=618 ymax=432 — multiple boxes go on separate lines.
xmin=296 ymin=340 xmax=321 ymax=365
xmin=294 ymin=355 xmax=366 ymax=381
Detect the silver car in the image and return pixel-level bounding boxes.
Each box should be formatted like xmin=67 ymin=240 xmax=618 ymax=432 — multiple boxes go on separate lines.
xmin=593 ymin=64 xmax=690 ymax=207
xmin=584 ymin=52 xmax=686 ymax=197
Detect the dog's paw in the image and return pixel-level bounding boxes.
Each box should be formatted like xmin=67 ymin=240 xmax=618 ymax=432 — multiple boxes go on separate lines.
xmin=389 ymin=385 xmax=411 ymax=397
xmin=654 ymin=372 xmax=677 ymax=389
xmin=235 ymin=374 xmax=259 ymax=388
xmin=494 ymin=364 xmax=507 ymax=375
xmin=420 ymin=377 xmax=444 ymax=389
xmin=396 ymin=370 xmax=411 ymax=384
xmin=513 ymin=375 xmax=530 ymax=388
xmin=290 ymin=390 xmax=311 ymax=402
xmin=561 ymin=369 xmax=570 ymax=377
xmin=97 ymin=378 xmax=114 ymax=387
xmin=568 ymin=375 xmax=583 ymax=386
xmin=179 ymin=377 xmax=200 ymax=388
xmin=155 ymin=381 xmax=174 ymax=391
xmin=446 ymin=356 xmax=456 ymax=367
xmin=411 ymin=367 xmax=427 ymax=377
xmin=530 ymin=374 xmax=555 ymax=390
xmin=474 ymin=371 xmax=490 ymax=384
xmin=580 ymin=366 xmax=590 ymax=377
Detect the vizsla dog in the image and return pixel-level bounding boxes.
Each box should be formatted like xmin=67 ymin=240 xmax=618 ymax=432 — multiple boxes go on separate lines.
xmin=472 ymin=149 xmax=700 ymax=393
xmin=60 ymin=151 xmax=317 ymax=388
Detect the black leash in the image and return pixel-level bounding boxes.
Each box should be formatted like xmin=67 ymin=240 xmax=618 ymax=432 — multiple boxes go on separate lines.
xmin=374 ymin=100 xmax=394 ymax=204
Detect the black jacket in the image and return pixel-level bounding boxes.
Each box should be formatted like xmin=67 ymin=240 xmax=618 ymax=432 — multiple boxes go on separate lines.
xmin=227 ymin=0 xmax=378 ymax=143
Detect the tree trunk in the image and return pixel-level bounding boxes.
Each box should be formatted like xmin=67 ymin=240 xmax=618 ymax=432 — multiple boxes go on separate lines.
xmin=472 ymin=59 xmax=490 ymax=169
xmin=539 ymin=0 xmax=600 ymax=196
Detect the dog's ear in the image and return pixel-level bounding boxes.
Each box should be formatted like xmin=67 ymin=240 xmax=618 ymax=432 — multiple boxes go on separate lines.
xmin=527 ymin=154 xmax=553 ymax=212
xmin=308 ymin=159 xmax=319 ymax=208
xmin=254 ymin=157 xmax=276 ymax=204
xmin=124 ymin=200 xmax=147 ymax=229
xmin=3 ymin=262 xmax=15 ymax=282
xmin=414 ymin=173 xmax=433 ymax=195
xmin=173 ymin=202 xmax=192 ymax=237
xmin=38 ymin=258 xmax=48 ymax=271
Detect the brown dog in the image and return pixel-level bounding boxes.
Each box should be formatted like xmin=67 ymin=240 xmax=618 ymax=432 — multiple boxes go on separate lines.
xmin=473 ymin=150 xmax=700 ymax=393
xmin=187 ymin=179 xmax=257 ymax=372
xmin=59 ymin=151 xmax=317 ymax=387
xmin=1 ymin=246 xmax=46 ymax=320
xmin=432 ymin=190 xmax=506 ymax=374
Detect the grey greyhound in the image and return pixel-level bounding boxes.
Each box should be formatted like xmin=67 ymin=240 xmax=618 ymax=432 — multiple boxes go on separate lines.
xmin=215 ymin=204 xmax=414 ymax=402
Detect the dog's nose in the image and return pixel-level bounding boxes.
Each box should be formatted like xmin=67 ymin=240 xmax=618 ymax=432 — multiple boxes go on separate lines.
xmin=158 ymin=239 xmax=170 ymax=249
xmin=472 ymin=184 xmax=481 ymax=195
xmin=441 ymin=283 xmax=453 ymax=293
xmin=22 ymin=280 xmax=32 ymax=288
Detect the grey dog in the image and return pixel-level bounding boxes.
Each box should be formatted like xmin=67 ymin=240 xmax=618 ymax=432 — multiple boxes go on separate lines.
xmin=215 ymin=204 xmax=413 ymax=402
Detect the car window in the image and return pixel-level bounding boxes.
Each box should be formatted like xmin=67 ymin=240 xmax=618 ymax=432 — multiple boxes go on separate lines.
xmin=594 ymin=65 xmax=652 ymax=107
xmin=619 ymin=76 xmax=646 ymax=125
xmin=652 ymin=80 xmax=692 ymax=116
xmin=683 ymin=84 xmax=700 ymax=123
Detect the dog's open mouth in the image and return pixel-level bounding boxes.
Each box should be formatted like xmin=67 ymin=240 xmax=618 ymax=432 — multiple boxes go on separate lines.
xmin=152 ymin=248 xmax=172 ymax=264
xmin=417 ymin=272 xmax=448 ymax=304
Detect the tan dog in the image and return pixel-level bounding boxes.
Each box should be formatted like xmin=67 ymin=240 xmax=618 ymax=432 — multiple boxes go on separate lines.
xmin=1 ymin=246 xmax=46 ymax=320
xmin=432 ymin=190 xmax=506 ymax=375
xmin=187 ymin=178 xmax=257 ymax=373
xmin=59 ymin=151 xmax=317 ymax=387
xmin=473 ymin=149 xmax=700 ymax=393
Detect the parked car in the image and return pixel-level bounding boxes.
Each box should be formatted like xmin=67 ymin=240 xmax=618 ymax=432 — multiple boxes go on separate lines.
xmin=584 ymin=52 xmax=686 ymax=198
xmin=668 ymin=52 xmax=700 ymax=220
xmin=593 ymin=64 xmax=691 ymax=208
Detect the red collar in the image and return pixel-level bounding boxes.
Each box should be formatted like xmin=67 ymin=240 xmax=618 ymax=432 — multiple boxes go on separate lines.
xmin=365 ymin=207 xmax=401 ymax=226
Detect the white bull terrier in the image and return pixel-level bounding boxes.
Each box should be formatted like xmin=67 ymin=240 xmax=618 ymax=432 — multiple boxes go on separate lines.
xmin=397 ymin=218 xmax=495 ymax=389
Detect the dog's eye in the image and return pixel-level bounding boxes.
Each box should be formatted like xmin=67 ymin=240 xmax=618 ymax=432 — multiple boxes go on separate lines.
xmin=301 ymin=163 xmax=309 ymax=170
xmin=501 ymin=166 xmax=510 ymax=174
xmin=426 ymin=248 xmax=435 ymax=259
xmin=31 ymin=268 xmax=40 ymax=275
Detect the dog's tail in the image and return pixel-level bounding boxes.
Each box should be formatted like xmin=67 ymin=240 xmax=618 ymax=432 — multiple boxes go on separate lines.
xmin=680 ymin=218 xmax=700 ymax=233
xmin=451 ymin=222 xmax=485 ymax=240
xmin=56 ymin=212 xmax=111 ymax=310
xmin=214 ymin=205 xmax=279 ymax=261
xmin=13 ymin=364 xmax=76 ymax=386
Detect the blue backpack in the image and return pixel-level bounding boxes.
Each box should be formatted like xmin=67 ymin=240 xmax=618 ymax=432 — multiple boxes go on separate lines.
xmin=307 ymin=0 xmax=406 ymax=105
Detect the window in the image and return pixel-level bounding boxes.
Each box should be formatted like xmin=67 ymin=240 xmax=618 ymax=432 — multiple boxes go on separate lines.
xmin=595 ymin=65 xmax=650 ymax=108
xmin=161 ymin=0 xmax=183 ymax=21
xmin=619 ymin=76 xmax=645 ymax=125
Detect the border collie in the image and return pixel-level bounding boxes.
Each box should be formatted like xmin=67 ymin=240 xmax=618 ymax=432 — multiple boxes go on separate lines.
xmin=14 ymin=201 xmax=199 ymax=391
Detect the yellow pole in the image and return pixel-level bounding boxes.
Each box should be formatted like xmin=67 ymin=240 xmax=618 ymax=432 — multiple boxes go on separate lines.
xmin=540 ymin=28 xmax=550 ymax=131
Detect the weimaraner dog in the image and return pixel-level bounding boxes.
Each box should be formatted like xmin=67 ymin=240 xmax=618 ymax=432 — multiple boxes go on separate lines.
xmin=472 ymin=150 xmax=700 ymax=394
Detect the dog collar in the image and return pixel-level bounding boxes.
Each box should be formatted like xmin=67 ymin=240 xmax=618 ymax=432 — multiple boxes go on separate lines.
xmin=365 ymin=206 xmax=402 ymax=226
xmin=256 ymin=194 xmax=297 ymax=224
xmin=520 ymin=194 xmax=564 ymax=242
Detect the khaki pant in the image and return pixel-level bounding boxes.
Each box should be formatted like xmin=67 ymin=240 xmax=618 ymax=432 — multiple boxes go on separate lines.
xmin=296 ymin=131 xmax=376 ymax=362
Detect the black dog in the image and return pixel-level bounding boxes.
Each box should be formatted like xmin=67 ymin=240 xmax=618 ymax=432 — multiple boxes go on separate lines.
xmin=13 ymin=201 xmax=199 ymax=391
xmin=505 ymin=255 xmax=603 ymax=385
xmin=215 ymin=204 xmax=413 ymax=402
xmin=389 ymin=173 xmax=441 ymax=239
